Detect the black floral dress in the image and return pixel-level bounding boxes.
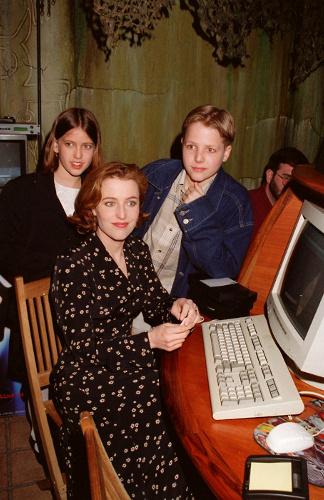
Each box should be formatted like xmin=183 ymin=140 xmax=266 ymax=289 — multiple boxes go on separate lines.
xmin=50 ymin=233 xmax=194 ymax=499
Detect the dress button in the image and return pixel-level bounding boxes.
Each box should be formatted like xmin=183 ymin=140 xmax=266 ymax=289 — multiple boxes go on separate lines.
xmin=183 ymin=218 xmax=189 ymax=224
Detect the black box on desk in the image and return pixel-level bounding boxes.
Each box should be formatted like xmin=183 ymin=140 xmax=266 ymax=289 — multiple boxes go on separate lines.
xmin=188 ymin=274 xmax=257 ymax=320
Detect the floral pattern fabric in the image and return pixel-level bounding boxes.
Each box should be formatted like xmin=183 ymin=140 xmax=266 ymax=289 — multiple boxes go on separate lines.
xmin=50 ymin=233 xmax=194 ymax=499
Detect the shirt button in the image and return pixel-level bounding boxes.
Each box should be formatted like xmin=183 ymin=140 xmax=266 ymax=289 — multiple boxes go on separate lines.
xmin=183 ymin=218 xmax=189 ymax=224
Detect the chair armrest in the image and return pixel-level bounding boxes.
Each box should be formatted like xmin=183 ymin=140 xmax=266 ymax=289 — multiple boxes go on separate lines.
xmin=44 ymin=399 xmax=62 ymax=427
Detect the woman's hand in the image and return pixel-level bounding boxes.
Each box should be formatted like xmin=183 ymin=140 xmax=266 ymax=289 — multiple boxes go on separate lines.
xmin=171 ymin=297 xmax=200 ymax=326
xmin=148 ymin=323 xmax=192 ymax=351
xmin=147 ymin=298 xmax=202 ymax=352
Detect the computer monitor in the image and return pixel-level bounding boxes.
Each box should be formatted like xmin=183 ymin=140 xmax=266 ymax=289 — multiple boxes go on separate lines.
xmin=0 ymin=134 xmax=28 ymax=189
xmin=267 ymin=200 xmax=324 ymax=390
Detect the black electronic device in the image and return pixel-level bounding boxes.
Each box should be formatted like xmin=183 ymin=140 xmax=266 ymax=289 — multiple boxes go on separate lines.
xmin=188 ymin=273 xmax=257 ymax=319
xmin=243 ymin=455 xmax=309 ymax=500
xmin=0 ymin=116 xmax=15 ymax=123
xmin=0 ymin=123 xmax=40 ymax=135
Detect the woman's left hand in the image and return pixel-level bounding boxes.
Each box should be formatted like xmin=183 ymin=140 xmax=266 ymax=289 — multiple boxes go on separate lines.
xmin=171 ymin=298 xmax=201 ymax=327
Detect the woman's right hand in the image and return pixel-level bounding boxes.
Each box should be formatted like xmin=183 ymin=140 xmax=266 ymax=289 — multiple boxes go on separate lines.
xmin=147 ymin=323 xmax=192 ymax=352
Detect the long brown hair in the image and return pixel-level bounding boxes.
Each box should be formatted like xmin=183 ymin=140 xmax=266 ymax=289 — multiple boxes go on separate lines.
xmin=42 ymin=108 xmax=104 ymax=173
xmin=70 ymin=162 xmax=149 ymax=234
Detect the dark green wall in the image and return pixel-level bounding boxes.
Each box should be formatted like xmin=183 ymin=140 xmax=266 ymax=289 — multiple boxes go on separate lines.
xmin=0 ymin=0 xmax=323 ymax=187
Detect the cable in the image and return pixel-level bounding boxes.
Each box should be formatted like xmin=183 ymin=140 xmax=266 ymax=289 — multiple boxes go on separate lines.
xmin=299 ymin=390 xmax=324 ymax=401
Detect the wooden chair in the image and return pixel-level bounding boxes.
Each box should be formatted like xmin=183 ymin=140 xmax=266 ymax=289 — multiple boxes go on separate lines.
xmin=80 ymin=411 xmax=130 ymax=500
xmin=14 ymin=276 xmax=67 ymax=500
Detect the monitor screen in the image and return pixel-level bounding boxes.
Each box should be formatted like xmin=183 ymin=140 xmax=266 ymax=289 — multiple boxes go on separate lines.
xmin=267 ymin=200 xmax=324 ymax=390
xmin=0 ymin=134 xmax=27 ymax=188
xmin=280 ymin=222 xmax=324 ymax=340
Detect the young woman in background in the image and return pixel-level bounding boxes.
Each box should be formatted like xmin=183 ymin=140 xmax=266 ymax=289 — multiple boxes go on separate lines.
xmin=0 ymin=108 xmax=104 ymax=441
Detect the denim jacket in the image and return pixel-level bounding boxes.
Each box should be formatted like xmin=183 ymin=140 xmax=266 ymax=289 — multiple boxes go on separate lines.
xmin=135 ymin=159 xmax=253 ymax=297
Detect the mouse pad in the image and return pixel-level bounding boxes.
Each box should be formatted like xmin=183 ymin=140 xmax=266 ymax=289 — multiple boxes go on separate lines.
xmin=254 ymin=399 xmax=324 ymax=487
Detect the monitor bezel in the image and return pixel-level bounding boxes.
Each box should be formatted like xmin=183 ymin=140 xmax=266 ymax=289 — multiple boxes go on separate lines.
xmin=0 ymin=133 xmax=28 ymax=187
xmin=266 ymin=200 xmax=324 ymax=380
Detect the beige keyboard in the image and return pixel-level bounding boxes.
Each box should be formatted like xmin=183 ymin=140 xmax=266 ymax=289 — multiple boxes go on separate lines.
xmin=202 ymin=315 xmax=304 ymax=420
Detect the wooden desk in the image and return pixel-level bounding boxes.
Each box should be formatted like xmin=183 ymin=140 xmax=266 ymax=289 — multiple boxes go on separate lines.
xmin=161 ymin=167 xmax=324 ymax=498
xmin=161 ymin=325 xmax=324 ymax=500
xmin=293 ymin=164 xmax=324 ymax=197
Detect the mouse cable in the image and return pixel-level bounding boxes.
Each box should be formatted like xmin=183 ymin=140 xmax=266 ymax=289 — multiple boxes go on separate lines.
xmin=298 ymin=390 xmax=324 ymax=436
xmin=299 ymin=390 xmax=324 ymax=401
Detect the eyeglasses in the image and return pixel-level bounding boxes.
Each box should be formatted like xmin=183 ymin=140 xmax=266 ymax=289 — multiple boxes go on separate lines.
xmin=275 ymin=172 xmax=292 ymax=184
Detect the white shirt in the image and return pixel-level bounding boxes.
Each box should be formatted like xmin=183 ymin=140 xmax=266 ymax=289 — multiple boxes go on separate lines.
xmin=54 ymin=182 xmax=79 ymax=216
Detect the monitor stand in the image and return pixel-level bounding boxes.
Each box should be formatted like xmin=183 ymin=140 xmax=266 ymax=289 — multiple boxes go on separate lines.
xmin=288 ymin=358 xmax=324 ymax=392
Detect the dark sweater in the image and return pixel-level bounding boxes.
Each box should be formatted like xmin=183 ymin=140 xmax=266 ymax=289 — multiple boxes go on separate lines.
xmin=0 ymin=172 xmax=83 ymax=382
xmin=0 ymin=171 xmax=83 ymax=284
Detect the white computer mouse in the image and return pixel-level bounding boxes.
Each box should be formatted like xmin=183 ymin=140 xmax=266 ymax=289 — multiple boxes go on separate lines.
xmin=266 ymin=422 xmax=314 ymax=454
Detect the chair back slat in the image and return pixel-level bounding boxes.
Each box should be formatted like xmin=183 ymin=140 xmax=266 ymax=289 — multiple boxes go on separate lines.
xmin=27 ymin=297 xmax=45 ymax=372
xmin=43 ymin=293 xmax=61 ymax=358
xmin=25 ymin=284 xmax=61 ymax=376
xmin=35 ymin=295 xmax=53 ymax=371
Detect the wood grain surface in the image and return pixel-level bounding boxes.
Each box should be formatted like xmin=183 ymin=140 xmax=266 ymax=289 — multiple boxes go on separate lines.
xmin=161 ymin=325 xmax=324 ymax=500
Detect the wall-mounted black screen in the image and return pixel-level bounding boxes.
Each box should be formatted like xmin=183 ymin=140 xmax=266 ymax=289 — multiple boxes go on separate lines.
xmin=0 ymin=134 xmax=28 ymax=188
